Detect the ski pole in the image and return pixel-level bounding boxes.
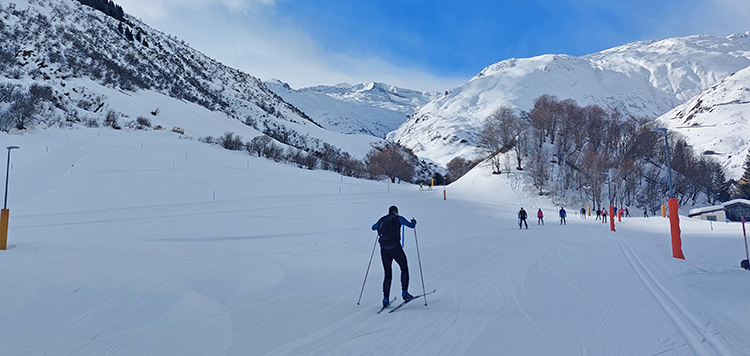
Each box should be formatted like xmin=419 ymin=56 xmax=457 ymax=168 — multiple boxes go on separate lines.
xmin=357 ymin=234 xmax=379 ymax=305
xmin=414 ymin=226 xmax=427 ymax=306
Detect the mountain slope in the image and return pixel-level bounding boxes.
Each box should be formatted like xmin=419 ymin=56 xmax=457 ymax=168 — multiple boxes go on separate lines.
xmin=0 ymin=0 xmax=381 ymax=158
xmin=264 ymin=80 xmax=437 ymax=138
xmin=389 ymin=32 xmax=750 ymax=165
xmin=657 ymin=65 xmax=750 ymax=179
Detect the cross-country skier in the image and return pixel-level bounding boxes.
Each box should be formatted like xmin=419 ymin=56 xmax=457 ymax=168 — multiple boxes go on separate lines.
xmin=518 ymin=207 xmax=528 ymax=229
xmin=372 ymin=205 xmax=417 ymax=308
xmin=580 ymin=207 xmax=586 ymax=219
xmin=537 ymin=209 xmax=544 ymax=225
xmin=559 ymin=207 xmax=567 ymax=225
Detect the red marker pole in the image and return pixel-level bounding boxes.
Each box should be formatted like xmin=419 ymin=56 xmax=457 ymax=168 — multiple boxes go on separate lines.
xmin=668 ymin=198 xmax=684 ymax=259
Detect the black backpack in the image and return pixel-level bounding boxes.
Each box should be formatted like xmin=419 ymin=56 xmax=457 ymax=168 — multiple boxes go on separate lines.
xmin=377 ymin=214 xmax=401 ymax=246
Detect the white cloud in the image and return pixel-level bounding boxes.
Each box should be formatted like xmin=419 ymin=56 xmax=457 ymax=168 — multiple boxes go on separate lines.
xmin=117 ymin=0 xmax=274 ymax=19
xmin=115 ymin=0 xmax=463 ymax=92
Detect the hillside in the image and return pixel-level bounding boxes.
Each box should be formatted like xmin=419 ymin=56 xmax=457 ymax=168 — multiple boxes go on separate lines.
xmin=0 ymin=0 xmax=381 ymax=159
xmin=657 ymin=65 xmax=750 ymax=179
xmin=264 ymin=80 xmax=437 ymax=138
xmin=389 ymin=32 xmax=750 ymax=165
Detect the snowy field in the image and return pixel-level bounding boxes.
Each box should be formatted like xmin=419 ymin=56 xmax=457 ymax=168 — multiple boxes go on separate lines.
xmin=1 ymin=127 xmax=749 ymax=356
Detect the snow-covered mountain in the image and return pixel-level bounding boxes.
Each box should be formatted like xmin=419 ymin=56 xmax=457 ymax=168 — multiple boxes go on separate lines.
xmin=390 ymin=32 xmax=750 ymax=165
xmin=0 ymin=0 xmax=381 ymax=159
xmin=657 ymin=65 xmax=750 ymax=179
xmin=264 ymin=80 xmax=437 ymax=138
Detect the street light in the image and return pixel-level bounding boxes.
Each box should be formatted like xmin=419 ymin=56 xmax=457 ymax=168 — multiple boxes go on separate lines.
xmin=651 ymin=128 xmax=684 ymax=259
xmin=603 ymin=170 xmax=615 ymax=232
xmin=1 ymin=145 xmax=19 ymax=250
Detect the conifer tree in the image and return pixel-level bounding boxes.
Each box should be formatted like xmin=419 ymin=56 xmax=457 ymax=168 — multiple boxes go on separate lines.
xmin=739 ymin=151 xmax=750 ymax=199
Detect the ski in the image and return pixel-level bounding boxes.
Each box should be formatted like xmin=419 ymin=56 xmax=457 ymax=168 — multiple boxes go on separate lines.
xmin=376 ymin=297 xmax=397 ymax=314
xmin=388 ymin=289 xmax=436 ymax=313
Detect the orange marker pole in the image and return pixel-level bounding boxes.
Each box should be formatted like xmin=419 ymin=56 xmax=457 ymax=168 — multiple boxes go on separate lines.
xmin=609 ymin=206 xmax=615 ymax=232
xmin=0 ymin=209 xmax=8 ymax=250
xmin=668 ymin=198 xmax=684 ymax=259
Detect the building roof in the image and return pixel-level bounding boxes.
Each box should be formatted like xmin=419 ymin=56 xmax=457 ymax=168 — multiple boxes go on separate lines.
xmin=688 ymin=205 xmax=724 ymax=216
xmin=688 ymin=199 xmax=750 ymax=217
xmin=721 ymin=199 xmax=750 ymax=208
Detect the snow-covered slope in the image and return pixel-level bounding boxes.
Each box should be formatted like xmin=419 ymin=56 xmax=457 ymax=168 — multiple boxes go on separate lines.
xmin=264 ymin=80 xmax=437 ymax=138
xmin=657 ymin=65 xmax=750 ymax=179
xmin=390 ymin=32 xmax=750 ymax=165
xmin=2 ymin=126 xmax=749 ymax=355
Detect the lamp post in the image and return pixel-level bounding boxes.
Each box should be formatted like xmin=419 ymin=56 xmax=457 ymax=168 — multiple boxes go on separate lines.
xmin=651 ymin=128 xmax=684 ymax=259
xmin=2 ymin=146 xmax=19 ymax=250
xmin=603 ymin=170 xmax=615 ymax=232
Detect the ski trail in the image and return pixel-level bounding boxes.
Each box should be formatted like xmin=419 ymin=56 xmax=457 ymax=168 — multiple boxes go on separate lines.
xmin=617 ymin=240 xmax=731 ymax=356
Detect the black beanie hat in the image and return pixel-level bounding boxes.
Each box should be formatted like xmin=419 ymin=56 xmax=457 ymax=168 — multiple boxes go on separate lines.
xmin=389 ymin=205 xmax=398 ymax=214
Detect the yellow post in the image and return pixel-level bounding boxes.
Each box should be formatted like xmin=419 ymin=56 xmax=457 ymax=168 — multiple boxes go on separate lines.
xmin=661 ymin=205 xmax=666 ymax=218
xmin=587 ymin=204 xmax=591 ymax=216
xmin=1 ymin=209 xmax=9 ymax=250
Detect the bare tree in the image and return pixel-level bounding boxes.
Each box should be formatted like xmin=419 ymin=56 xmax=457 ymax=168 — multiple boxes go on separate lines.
xmin=478 ymin=106 xmax=520 ymax=173
xmin=529 ymin=94 xmax=560 ymax=146
xmin=512 ymin=124 xmax=527 ymax=170
xmin=447 ymin=156 xmax=480 ymax=181
xmin=578 ymin=150 xmax=611 ymax=209
xmin=529 ymin=147 xmax=552 ymax=195
xmin=365 ymin=144 xmax=415 ymax=183
xmin=246 ymin=135 xmax=272 ymax=157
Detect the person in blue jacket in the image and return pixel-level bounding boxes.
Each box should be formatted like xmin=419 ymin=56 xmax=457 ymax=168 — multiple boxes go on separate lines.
xmin=559 ymin=207 xmax=567 ymax=225
xmin=372 ymin=205 xmax=417 ymax=307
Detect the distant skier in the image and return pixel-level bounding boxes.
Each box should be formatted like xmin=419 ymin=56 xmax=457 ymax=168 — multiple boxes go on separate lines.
xmin=596 ymin=209 xmax=601 ymax=220
xmin=537 ymin=208 xmax=544 ymax=225
xmin=372 ymin=205 xmax=417 ymax=307
xmin=602 ymin=209 xmax=608 ymax=223
xmin=625 ymin=207 xmax=631 ymax=217
xmin=518 ymin=207 xmax=528 ymax=229
xmin=559 ymin=207 xmax=567 ymax=225
xmin=580 ymin=207 xmax=586 ymax=219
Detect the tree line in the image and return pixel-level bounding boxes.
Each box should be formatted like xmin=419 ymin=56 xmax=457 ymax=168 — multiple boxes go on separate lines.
xmin=76 ymin=0 xmax=124 ymax=21
xmin=478 ymin=94 xmax=737 ymax=212
xmin=201 ymin=131 xmax=442 ymax=185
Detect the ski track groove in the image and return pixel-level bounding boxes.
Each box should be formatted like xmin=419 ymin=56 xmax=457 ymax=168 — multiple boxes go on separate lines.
xmin=614 ymin=236 xmax=731 ymax=356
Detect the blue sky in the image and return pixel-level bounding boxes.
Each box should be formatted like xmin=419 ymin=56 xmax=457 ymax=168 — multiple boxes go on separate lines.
xmin=117 ymin=0 xmax=749 ymax=91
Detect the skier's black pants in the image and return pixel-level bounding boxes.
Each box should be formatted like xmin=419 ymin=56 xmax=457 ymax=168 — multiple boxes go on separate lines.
xmin=381 ymin=246 xmax=409 ymax=298
xmin=519 ymin=218 xmax=528 ymax=229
